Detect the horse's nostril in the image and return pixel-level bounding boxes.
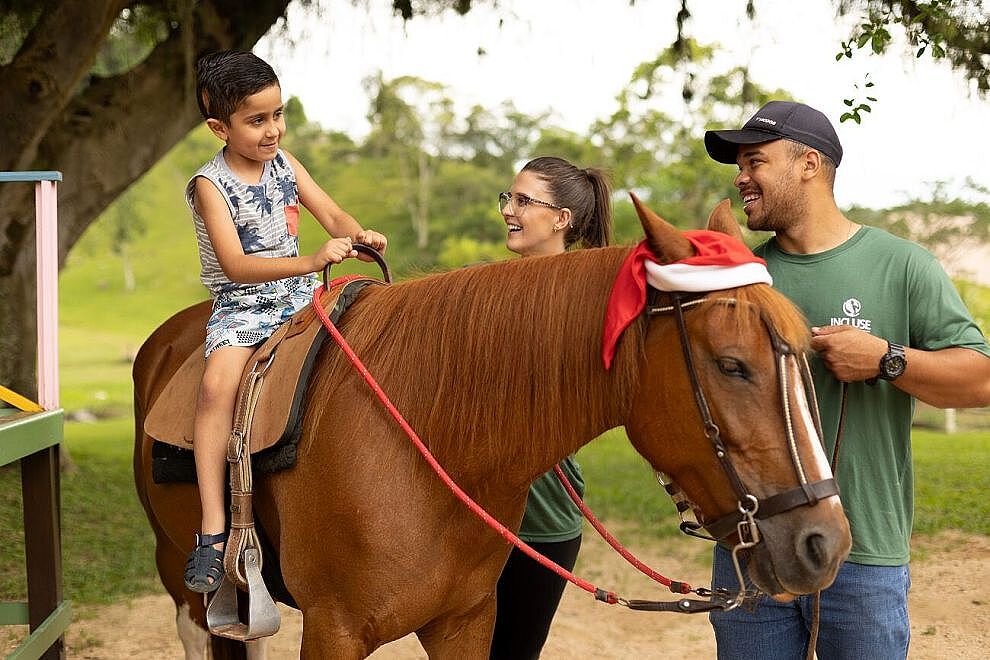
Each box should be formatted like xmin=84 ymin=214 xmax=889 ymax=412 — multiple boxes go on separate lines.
xmin=805 ymin=533 xmax=827 ymax=568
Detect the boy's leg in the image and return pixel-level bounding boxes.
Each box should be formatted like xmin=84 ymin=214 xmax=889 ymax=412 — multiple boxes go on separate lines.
xmin=709 ymin=544 xmax=809 ymax=659
xmin=193 ymin=346 xmax=255 ymax=540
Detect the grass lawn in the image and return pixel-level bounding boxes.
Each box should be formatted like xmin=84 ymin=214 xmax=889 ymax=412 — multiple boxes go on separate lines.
xmin=1 ymin=419 xmax=987 ymax=606
xmin=0 ymin=418 xmax=159 ymax=604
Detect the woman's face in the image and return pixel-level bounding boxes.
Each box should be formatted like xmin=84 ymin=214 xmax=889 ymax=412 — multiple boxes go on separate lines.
xmin=501 ymin=170 xmax=567 ymax=257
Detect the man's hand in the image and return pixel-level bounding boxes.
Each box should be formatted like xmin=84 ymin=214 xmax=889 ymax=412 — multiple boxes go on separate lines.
xmin=810 ymin=325 xmax=888 ymax=383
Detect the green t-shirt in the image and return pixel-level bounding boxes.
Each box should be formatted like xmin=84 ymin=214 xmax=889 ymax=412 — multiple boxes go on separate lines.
xmin=756 ymin=226 xmax=990 ymax=565
xmin=518 ymin=455 xmax=585 ymax=542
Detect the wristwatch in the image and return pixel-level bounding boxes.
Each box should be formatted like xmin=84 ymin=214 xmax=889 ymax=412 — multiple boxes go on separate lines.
xmin=867 ymin=341 xmax=906 ymax=385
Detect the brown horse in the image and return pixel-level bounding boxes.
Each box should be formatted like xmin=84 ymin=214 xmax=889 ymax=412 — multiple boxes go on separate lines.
xmin=134 ymin=200 xmax=851 ymax=659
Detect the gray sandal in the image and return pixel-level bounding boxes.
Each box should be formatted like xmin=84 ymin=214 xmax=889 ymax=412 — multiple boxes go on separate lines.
xmin=183 ymin=531 xmax=227 ymax=593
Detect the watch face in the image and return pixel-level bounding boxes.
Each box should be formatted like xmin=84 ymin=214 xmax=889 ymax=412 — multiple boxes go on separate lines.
xmin=882 ymin=354 xmax=907 ymax=379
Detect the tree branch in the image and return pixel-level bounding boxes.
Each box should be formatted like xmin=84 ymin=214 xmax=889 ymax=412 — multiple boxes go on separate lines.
xmin=0 ymin=0 xmax=127 ymax=172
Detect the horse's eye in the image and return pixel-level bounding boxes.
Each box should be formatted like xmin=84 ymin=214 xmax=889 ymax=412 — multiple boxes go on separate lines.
xmin=716 ymin=357 xmax=750 ymax=379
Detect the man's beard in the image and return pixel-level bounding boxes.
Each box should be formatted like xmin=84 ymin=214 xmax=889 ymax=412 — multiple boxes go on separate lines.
xmin=746 ymin=175 xmax=806 ymax=233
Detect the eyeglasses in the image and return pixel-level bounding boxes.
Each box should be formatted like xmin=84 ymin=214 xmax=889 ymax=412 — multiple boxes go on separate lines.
xmin=498 ymin=191 xmax=562 ymax=214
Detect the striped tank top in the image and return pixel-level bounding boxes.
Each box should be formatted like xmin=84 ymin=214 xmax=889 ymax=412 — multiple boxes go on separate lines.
xmin=185 ymin=148 xmax=304 ymax=296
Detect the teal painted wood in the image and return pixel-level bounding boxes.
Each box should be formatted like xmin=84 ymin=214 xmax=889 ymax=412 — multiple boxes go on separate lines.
xmin=0 ymin=602 xmax=29 ymax=626
xmin=0 ymin=410 xmax=63 ymax=467
xmin=0 ymin=172 xmax=62 ymax=182
xmin=4 ymin=601 xmax=71 ymax=659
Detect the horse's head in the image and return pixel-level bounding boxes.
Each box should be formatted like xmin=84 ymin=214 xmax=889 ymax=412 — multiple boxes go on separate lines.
xmin=622 ymin=196 xmax=851 ymax=600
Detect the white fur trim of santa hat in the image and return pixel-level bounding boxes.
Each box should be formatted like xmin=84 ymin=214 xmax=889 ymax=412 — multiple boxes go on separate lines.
xmin=645 ymin=261 xmax=773 ymax=292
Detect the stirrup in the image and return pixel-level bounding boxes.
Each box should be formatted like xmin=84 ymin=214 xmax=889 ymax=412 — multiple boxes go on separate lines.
xmin=184 ymin=532 xmax=228 ymax=594
xmin=206 ymin=547 xmax=281 ymax=640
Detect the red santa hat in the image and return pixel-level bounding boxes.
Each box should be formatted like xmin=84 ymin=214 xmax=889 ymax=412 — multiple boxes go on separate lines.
xmin=601 ymin=230 xmax=772 ymax=369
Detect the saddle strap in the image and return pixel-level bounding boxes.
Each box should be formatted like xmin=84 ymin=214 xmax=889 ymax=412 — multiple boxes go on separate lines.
xmin=224 ymin=365 xmax=267 ymax=590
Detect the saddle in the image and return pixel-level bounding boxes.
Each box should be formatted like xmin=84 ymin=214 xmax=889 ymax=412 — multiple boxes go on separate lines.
xmin=144 ymin=276 xmax=380 ymax=461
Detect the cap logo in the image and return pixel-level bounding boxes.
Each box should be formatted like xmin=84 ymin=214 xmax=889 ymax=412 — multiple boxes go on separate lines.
xmin=754 ymin=117 xmax=777 ymax=126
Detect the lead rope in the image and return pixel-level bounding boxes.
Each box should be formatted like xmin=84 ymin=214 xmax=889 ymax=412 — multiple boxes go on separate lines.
xmin=807 ymin=382 xmax=849 ymax=660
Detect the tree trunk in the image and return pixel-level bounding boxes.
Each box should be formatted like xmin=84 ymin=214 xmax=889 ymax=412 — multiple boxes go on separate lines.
xmin=0 ymin=0 xmax=292 ymax=391
xmin=0 ymin=251 xmax=39 ymax=399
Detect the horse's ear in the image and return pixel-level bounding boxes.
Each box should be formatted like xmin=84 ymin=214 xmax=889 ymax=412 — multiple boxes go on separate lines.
xmin=629 ymin=192 xmax=694 ymax=263
xmin=706 ymin=199 xmax=744 ymax=242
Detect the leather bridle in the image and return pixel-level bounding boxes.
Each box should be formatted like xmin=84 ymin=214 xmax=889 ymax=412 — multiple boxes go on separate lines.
xmin=647 ymin=291 xmax=840 ymax=606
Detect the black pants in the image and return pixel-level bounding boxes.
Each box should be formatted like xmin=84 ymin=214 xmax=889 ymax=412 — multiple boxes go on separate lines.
xmin=489 ymin=536 xmax=583 ymax=660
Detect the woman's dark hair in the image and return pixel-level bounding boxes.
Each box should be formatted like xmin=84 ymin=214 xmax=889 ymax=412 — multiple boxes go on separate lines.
xmin=195 ymin=50 xmax=280 ymax=123
xmin=521 ymin=156 xmax=613 ymax=249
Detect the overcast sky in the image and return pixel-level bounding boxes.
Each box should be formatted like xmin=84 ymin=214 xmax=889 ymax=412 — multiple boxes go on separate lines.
xmin=258 ymin=0 xmax=990 ymax=210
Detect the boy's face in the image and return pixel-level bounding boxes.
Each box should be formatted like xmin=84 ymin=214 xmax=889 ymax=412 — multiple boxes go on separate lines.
xmin=207 ymin=84 xmax=285 ymax=165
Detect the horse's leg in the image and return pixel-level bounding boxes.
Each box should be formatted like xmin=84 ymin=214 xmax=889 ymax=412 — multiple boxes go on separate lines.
xmin=154 ymin=535 xmax=211 ymax=659
xmin=246 ymin=637 xmax=269 ymax=659
xmin=298 ymin=606 xmax=373 ymax=660
xmin=416 ymin=596 xmax=498 ymax=660
xmin=175 ymin=599 xmax=209 ymax=660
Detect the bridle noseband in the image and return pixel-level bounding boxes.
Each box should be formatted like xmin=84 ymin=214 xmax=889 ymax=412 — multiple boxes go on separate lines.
xmin=647 ymin=290 xmax=839 ymax=604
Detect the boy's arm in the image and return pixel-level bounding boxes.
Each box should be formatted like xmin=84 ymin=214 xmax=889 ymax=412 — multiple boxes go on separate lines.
xmin=195 ymin=177 xmax=353 ymax=284
xmin=284 ymin=150 xmax=387 ymax=254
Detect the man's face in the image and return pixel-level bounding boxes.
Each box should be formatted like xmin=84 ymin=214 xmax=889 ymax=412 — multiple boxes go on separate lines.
xmin=733 ymin=139 xmax=807 ymax=233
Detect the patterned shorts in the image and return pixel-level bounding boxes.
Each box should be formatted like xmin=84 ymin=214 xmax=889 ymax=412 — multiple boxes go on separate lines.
xmin=205 ymin=276 xmax=318 ymax=358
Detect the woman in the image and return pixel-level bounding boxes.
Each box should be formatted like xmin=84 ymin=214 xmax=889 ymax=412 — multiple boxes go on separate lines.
xmin=490 ymin=156 xmax=613 ymax=659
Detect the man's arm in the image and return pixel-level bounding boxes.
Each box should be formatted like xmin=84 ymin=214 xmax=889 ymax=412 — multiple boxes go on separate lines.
xmin=811 ymin=325 xmax=990 ymax=408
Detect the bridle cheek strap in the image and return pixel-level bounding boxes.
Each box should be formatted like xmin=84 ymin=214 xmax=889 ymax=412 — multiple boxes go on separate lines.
xmin=658 ymin=292 xmax=837 ymax=544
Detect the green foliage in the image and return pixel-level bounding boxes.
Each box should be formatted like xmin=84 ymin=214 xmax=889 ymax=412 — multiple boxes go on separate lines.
xmin=437 ymin=236 xmax=508 ymax=269
xmin=835 ymin=0 xmax=990 ymax=94
xmin=588 ymin=39 xmax=792 ymax=229
xmin=91 ymin=5 xmax=171 ymax=76
xmin=839 ymin=75 xmax=877 ymax=124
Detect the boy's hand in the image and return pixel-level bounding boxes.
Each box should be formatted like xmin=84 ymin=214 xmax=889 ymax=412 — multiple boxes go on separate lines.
xmin=355 ymin=229 xmax=388 ymax=259
xmin=313 ymin=237 xmax=357 ymax=269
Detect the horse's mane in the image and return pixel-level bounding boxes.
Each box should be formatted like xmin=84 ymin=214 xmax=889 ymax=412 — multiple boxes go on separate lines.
xmin=308 ymin=247 xmax=641 ymax=474
xmin=306 ymin=246 xmax=810 ymax=477
xmin=700 ymin=284 xmax=812 ymax=354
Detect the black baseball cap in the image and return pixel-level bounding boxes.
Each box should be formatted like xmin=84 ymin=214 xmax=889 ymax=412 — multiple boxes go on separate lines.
xmin=704 ymin=100 xmax=843 ymax=167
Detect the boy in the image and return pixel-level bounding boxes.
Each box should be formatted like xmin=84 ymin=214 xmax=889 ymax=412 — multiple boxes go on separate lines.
xmin=183 ymin=50 xmax=386 ymax=592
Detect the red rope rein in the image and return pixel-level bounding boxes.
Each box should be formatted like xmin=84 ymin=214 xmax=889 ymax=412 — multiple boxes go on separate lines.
xmin=312 ymin=283 xmax=694 ymax=605
xmin=553 ymin=464 xmax=693 ymax=594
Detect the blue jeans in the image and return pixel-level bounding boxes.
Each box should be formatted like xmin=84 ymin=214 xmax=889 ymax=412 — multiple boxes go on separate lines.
xmin=709 ymin=544 xmax=911 ymax=660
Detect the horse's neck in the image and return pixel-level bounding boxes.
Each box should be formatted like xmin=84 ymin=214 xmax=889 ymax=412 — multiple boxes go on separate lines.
xmin=393 ymin=248 xmax=635 ymax=487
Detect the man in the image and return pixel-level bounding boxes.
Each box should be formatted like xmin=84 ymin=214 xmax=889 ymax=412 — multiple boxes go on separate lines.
xmin=703 ymin=100 xmax=990 ymax=659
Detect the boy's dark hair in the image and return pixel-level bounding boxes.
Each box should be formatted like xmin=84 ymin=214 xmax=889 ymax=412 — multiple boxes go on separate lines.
xmin=195 ymin=50 xmax=279 ymax=123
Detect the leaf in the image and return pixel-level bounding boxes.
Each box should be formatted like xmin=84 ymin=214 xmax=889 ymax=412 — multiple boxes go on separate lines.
xmin=857 ymin=33 xmax=871 ymax=49
xmin=852 ymin=113 xmax=862 ymax=124
xmin=835 ymin=52 xmax=844 ymax=61
xmin=843 ymin=98 xmax=854 ymax=106
xmin=861 ymin=105 xmax=871 ymax=113
xmin=840 ymin=112 xmax=853 ymax=123
xmin=867 ymin=96 xmax=877 ymax=102
xmin=917 ymin=46 xmax=927 ymax=57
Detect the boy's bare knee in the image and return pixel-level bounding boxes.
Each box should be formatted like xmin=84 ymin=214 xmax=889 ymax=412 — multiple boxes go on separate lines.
xmin=198 ymin=369 xmax=239 ymax=409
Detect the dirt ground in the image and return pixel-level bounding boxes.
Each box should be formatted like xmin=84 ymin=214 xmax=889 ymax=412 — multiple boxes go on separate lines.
xmin=5 ymin=531 xmax=988 ymax=659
